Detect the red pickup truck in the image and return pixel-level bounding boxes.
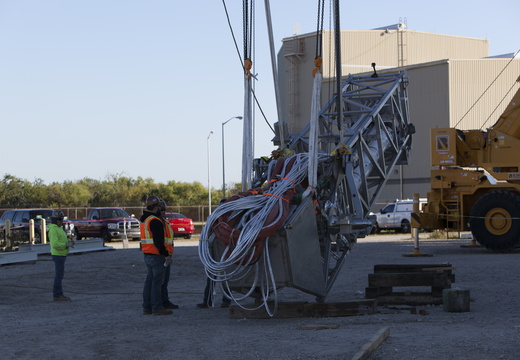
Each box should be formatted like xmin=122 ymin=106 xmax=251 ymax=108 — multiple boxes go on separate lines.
xmin=70 ymin=207 xmax=140 ymax=242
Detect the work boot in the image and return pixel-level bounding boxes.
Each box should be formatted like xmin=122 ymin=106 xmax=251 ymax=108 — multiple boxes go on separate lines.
xmin=53 ymin=295 xmax=71 ymax=302
xmin=163 ymin=302 xmax=179 ymax=309
xmin=152 ymin=308 xmax=173 ymax=315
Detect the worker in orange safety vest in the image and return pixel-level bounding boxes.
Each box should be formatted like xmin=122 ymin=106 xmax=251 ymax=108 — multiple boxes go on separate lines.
xmin=140 ymin=195 xmax=177 ymax=315
xmin=158 ymin=199 xmax=177 ymax=310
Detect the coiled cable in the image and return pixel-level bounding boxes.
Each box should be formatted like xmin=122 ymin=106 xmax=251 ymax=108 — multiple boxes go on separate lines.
xmin=198 ymin=153 xmax=329 ymax=313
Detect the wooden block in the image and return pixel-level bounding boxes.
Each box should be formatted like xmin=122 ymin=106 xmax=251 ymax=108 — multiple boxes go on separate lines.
xmin=228 ymin=300 xmax=376 ymax=319
xmin=443 ymin=289 xmax=470 ymax=312
xmin=303 ymin=300 xmax=376 ymax=318
xmin=365 ymin=264 xmax=457 ymax=306
xmin=375 ymin=292 xmax=444 ymax=306
xmin=351 ymin=327 xmax=390 ymax=360
xmin=421 ymin=266 xmax=456 ymax=272
xmin=229 ymin=301 xmax=305 ymax=319
xmin=368 ymin=272 xmax=451 ymax=287
xmin=373 ymin=264 xmax=452 ymax=273
xmin=365 ymin=286 xmax=392 ymax=298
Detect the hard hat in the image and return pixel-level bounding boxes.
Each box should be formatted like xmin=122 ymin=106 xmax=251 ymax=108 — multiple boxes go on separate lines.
xmin=159 ymin=199 xmax=167 ymax=210
xmin=51 ymin=210 xmax=65 ymax=220
xmin=146 ymin=195 xmax=161 ymax=209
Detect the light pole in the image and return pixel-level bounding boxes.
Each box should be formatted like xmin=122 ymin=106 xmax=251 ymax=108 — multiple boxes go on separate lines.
xmin=222 ymin=116 xmax=243 ymax=198
xmin=207 ymin=131 xmax=214 ymax=216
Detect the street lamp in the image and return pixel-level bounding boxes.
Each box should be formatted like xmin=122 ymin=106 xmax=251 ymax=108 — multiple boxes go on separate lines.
xmin=207 ymin=131 xmax=214 ymax=216
xmin=222 ymin=116 xmax=243 ymax=198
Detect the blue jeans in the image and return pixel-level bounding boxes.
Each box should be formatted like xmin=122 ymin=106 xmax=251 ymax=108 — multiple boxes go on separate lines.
xmin=143 ymin=254 xmax=166 ymax=312
xmin=202 ymin=277 xmax=231 ymax=307
xmin=52 ymin=255 xmax=67 ymax=298
xmin=162 ymin=264 xmax=171 ymax=305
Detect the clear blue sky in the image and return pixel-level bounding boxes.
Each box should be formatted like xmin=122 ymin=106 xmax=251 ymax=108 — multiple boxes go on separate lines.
xmin=0 ymin=0 xmax=518 ymax=189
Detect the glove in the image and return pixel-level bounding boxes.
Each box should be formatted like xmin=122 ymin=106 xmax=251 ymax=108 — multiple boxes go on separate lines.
xmin=66 ymin=241 xmax=74 ymax=248
xmin=164 ymin=255 xmax=173 ymax=265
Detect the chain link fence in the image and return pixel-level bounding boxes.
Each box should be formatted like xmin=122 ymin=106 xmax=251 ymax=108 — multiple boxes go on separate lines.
xmin=0 ymin=205 xmax=214 ymax=229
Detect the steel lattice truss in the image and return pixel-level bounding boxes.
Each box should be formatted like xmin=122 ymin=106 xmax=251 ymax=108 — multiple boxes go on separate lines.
xmin=287 ymin=72 xmax=414 ymax=295
xmin=247 ymin=72 xmax=414 ymax=300
xmin=289 ymin=72 xmax=413 ymax=224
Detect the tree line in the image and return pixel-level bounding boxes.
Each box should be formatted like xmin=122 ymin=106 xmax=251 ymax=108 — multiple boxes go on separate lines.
xmin=0 ymin=174 xmax=241 ymax=209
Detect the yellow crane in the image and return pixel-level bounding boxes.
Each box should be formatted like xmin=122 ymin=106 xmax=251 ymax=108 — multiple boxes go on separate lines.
xmin=420 ymin=78 xmax=520 ymax=250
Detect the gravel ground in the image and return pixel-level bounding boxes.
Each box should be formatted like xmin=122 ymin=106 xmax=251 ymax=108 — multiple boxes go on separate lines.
xmin=0 ymin=233 xmax=519 ymax=359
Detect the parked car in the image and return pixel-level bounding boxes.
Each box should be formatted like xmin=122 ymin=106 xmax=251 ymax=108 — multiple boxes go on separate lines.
xmin=164 ymin=213 xmax=195 ymax=239
xmin=0 ymin=208 xmax=74 ymax=243
xmin=372 ymin=199 xmax=426 ymax=233
xmin=69 ymin=207 xmax=140 ymax=242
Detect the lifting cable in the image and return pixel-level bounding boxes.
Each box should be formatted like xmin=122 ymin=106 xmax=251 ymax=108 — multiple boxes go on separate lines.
xmin=243 ymin=0 xmax=253 ymax=77
xmin=308 ymin=0 xmax=326 ymax=189
xmin=221 ymin=0 xmax=275 ymax=133
xmin=454 ymin=48 xmax=520 ymax=129
xmin=314 ymin=0 xmax=325 ymax=68
xmin=326 ymin=0 xmax=334 ymax=124
xmin=333 ymin=0 xmax=342 ymax=137
xmin=242 ymin=0 xmax=255 ymax=190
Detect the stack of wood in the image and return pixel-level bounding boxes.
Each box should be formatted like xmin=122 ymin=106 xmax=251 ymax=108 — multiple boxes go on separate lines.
xmin=365 ymin=264 xmax=455 ymax=305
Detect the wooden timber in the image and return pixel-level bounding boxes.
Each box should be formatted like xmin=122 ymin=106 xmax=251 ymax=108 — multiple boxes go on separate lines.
xmin=365 ymin=264 xmax=455 ymax=306
xmin=228 ymin=300 xmax=376 ymax=319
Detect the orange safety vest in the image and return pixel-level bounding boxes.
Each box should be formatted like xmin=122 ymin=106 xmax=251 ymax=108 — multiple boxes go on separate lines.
xmin=163 ymin=219 xmax=175 ymax=255
xmin=140 ymin=215 xmax=174 ymax=255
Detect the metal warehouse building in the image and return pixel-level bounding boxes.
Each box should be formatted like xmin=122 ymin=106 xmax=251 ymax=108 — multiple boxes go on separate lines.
xmin=276 ymin=25 xmax=520 ymax=209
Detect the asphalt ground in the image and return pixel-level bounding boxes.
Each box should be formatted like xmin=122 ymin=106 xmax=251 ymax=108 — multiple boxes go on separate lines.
xmin=1 ymin=232 xmax=519 ymax=359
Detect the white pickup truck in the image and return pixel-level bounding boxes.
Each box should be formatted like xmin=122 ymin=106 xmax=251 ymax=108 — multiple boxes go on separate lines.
xmin=372 ymin=199 xmax=425 ymax=233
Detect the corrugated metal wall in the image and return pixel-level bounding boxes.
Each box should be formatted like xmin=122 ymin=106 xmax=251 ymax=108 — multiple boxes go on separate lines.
xmin=404 ymin=31 xmax=488 ymax=64
xmin=449 ymin=59 xmax=520 ymax=130
xmin=404 ymin=61 xmax=451 ymax=180
xmin=281 ymin=29 xmax=489 ymax=135
xmin=319 ymin=30 xmax=488 ymax=78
